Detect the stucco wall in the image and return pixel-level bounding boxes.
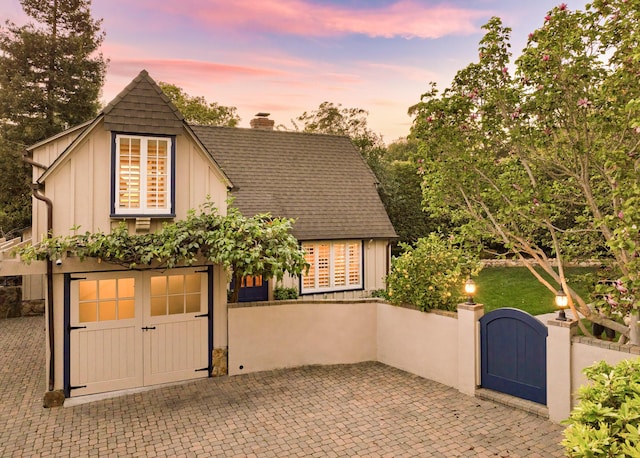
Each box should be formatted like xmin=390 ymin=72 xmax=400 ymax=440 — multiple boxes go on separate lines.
xmin=376 ymin=303 xmax=458 ymax=388
xmin=228 ymin=301 xmax=378 ymax=376
xmin=571 ymin=336 xmax=640 ymax=401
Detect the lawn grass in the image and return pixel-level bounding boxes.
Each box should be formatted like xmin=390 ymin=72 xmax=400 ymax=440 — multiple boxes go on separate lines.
xmin=474 ymin=266 xmax=596 ymax=315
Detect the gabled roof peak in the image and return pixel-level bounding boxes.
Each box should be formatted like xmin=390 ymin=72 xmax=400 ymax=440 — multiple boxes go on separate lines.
xmin=102 ymin=70 xmax=184 ymax=135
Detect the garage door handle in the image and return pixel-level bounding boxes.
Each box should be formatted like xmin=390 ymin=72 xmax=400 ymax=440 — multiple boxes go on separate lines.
xmin=141 ymin=326 xmax=156 ymax=331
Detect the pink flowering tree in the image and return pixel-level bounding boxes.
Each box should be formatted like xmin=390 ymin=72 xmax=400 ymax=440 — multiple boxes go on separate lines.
xmin=410 ymin=1 xmax=640 ymax=343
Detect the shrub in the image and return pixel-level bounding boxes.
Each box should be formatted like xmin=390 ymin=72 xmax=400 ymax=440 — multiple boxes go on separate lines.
xmin=562 ymin=358 xmax=640 ymax=458
xmin=386 ymin=234 xmax=481 ymax=311
xmin=273 ymin=286 xmax=298 ymax=300
xmin=370 ymin=289 xmax=389 ymax=299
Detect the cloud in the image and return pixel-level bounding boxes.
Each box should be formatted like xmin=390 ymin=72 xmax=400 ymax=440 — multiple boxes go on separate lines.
xmin=107 ymin=58 xmax=285 ymax=81
xmin=150 ymin=0 xmax=490 ymax=39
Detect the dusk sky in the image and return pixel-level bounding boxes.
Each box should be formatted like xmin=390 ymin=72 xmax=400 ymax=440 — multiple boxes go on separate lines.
xmin=3 ymin=0 xmax=588 ymax=142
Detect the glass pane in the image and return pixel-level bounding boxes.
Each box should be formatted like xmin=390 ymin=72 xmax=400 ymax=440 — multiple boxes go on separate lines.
xmin=185 ymin=274 xmax=200 ymax=293
xmin=118 ymin=278 xmax=135 ymax=298
xmin=168 ymin=275 xmax=183 ymax=295
xmin=150 ymin=276 xmax=166 ymax=296
xmin=118 ymin=299 xmax=135 ymax=320
xmin=79 ymin=280 xmax=97 ymax=301
xmin=119 ymin=137 xmax=141 ymax=209
xmin=334 ymin=243 xmax=346 ymax=286
xmin=303 ymin=244 xmax=315 ymax=289
xmin=348 ymin=242 xmax=361 ymax=285
xmin=99 ymin=279 xmax=117 ymax=300
xmin=98 ymin=301 xmax=117 ymax=321
xmin=150 ymin=297 xmax=166 ymax=316
xmin=185 ymin=293 xmax=201 ymax=313
xmin=79 ymin=302 xmax=97 ymax=323
xmin=168 ymin=295 xmax=184 ymax=315
xmin=317 ymin=244 xmax=330 ymax=287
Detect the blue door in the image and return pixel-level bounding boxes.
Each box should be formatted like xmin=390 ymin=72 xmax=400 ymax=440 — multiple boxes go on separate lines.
xmin=235 ymin=275 xmax=269 ymax=302
xmin=480 ymin=308 xmax=547 ymax=404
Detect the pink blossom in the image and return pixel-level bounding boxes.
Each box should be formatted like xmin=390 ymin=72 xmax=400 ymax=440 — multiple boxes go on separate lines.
xmin=528 ymin=33 xmax=534 ymax=40
xmin=559 ymin=3 xmax=567 ymax=11
xmin=605 ymin=294 xmax=618 ymax=307
xmin=545 ymin=14 xmax=551 ymax=21
xmin=618 ymin=211 xmax=624 ymax=219
xmin=502 ymin=67 xmax=508 ymax=74
xmin=614 ymin=280 xmax=628 ymax=294
xmin=426 ymin=116 xmax=433 ymax=123
xmin=542 ymin=54 xmax=550 ymax=61
xmin=577 ymin=98 xmax=591 ymax=108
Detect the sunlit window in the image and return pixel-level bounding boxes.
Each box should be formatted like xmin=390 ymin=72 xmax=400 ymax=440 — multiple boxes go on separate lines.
xmin=301 ymin=241 xmax=362 ymax=293
xmin=78 ymin=277 xmax=136 ymax=323
xmin=114 ymin=134 xmax=172 ymax=215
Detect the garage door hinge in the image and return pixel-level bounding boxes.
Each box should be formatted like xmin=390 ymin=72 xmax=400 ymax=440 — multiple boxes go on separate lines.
xmin=68 ymin=325 xmax=87 ymax=332
xmin=69 ymin=276 xmax=87 ymax=282
xmin=70 ymin=385 xmax=87 ymax=390
xmin=195 ymin=313 xmax=209 ymax=318
xmin=195 ymin=366 xmax=210 ymax=372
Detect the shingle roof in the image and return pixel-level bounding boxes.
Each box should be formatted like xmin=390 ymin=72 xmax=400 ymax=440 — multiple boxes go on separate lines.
xmin=102 ymin=70 xmax=184 ymax=135
xmin=191 ymin=126 xmax=397 ymax=241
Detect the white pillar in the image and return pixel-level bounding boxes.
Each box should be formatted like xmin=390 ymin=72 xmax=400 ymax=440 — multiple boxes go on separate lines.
xmin=546 ymin=318 xmax=577 ymax=423
xmin=457 ymin=303 xmax=484 ymax=395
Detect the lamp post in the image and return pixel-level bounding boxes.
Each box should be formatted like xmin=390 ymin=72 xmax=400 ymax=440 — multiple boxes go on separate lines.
xmin=464 ymin=278 xmax=476 ymax=305
xmin=555 ymin=289 xmax=568 ymax=321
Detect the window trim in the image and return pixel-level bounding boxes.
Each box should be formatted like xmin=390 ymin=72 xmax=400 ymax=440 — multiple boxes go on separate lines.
xmin=110 ymin=132 xmax=176 ymax=218
xmin=299 ymin=240 xmax=364 ymax=295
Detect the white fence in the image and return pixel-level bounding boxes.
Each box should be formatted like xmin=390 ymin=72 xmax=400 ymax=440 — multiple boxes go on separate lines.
xmin=228 ymin=299 xmax=640 ymax=423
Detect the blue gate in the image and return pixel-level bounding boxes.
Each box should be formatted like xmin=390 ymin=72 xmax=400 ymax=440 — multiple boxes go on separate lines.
xmin=479 ymin=308 xmax=548 ymax=405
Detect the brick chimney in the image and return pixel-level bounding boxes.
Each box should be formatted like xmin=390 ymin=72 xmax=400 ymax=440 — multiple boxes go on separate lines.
xmin=250 ymin=112 xmax=275 ymax=130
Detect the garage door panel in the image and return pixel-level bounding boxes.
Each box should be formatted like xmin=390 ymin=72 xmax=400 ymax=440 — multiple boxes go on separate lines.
xmin=70 ymin=326 xmax=143 ymax=395
xmin=144 ymin=318 xmax=208 ymax=385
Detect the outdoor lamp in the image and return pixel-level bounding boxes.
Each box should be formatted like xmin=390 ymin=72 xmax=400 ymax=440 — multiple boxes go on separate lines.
xmin=464 ymin=278 xmax=476 ymax=305
xmin=555 ymin=289 xmax=568 ymax=321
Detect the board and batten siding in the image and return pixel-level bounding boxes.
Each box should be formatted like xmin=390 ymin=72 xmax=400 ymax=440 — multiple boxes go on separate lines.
xmin=30 ymin=121 xmax=229 ymax=244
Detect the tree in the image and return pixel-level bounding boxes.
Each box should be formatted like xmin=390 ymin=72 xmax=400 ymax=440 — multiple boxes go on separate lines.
xmin=410 ymin=2 xmax=640 ymax=343
xmin=0 ymin=0 xmax=106 ymax=234
xmin=296 ymin=102 xmax=386 ymax=172
xmin=158 ymin=82 xmax=240 ymax=127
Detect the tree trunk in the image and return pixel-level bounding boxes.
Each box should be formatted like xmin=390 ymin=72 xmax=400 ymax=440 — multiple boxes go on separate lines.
xmin=229 ymin=271 xmax=242 ymax=304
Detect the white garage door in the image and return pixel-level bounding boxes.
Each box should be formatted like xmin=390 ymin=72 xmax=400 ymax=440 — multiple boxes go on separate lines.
xmin=69 ymin=269 xmax=209 ymax=397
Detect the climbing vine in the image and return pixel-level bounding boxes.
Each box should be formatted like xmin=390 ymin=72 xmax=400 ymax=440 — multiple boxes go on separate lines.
xmin=17 ymin=201 xmax=309 ymax=301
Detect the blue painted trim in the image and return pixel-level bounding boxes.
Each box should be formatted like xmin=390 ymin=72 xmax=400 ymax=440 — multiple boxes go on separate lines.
xmin=63 ymin=274 xmax=71 ymax=398
xmin=207 ymin=265 xmax=214 ymax=377
xmin=360 ymin=240 xmax=365 ymax=290
xmin=170 ymin=135 xmax=176 ymax=215
xmin=110 ymin=133 xmax=117 ymax=216
xmin=110 ymin=133 xmax=176 ymax=218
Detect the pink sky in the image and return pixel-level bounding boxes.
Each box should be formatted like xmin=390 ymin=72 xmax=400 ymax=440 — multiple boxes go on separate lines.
xmin=3 ymin=0 xmax=587 ymax=143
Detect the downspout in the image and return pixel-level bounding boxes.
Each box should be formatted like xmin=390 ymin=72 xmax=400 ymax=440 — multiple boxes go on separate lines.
xmin=23 ymin=153 xmax=55 ymax=392
xmin=31 ymin=184 xmax=55 ymax=392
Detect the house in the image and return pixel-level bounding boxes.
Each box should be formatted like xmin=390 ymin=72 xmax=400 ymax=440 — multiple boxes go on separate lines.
xmin=0 ymin=70 xmax=396 ymax=403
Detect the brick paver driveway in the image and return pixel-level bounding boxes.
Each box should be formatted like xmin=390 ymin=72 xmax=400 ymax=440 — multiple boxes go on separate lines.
xmin=0 ymin=316 xmax=566 ymax=457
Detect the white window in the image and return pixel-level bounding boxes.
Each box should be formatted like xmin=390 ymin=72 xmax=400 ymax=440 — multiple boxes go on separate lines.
xmin=301 ymin=241 xmax=362 ymax=293
xmin=113 ymin=134 xmax=173 ymax=216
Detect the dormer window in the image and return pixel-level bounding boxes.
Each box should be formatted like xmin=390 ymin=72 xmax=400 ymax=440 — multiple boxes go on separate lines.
xmin=111 ymin=134 xmax=175 ymax=217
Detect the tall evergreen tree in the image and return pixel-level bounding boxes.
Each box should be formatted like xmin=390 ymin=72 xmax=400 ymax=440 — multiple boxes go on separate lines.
xmin=0 ymin=0 xmax=106 ymax=234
